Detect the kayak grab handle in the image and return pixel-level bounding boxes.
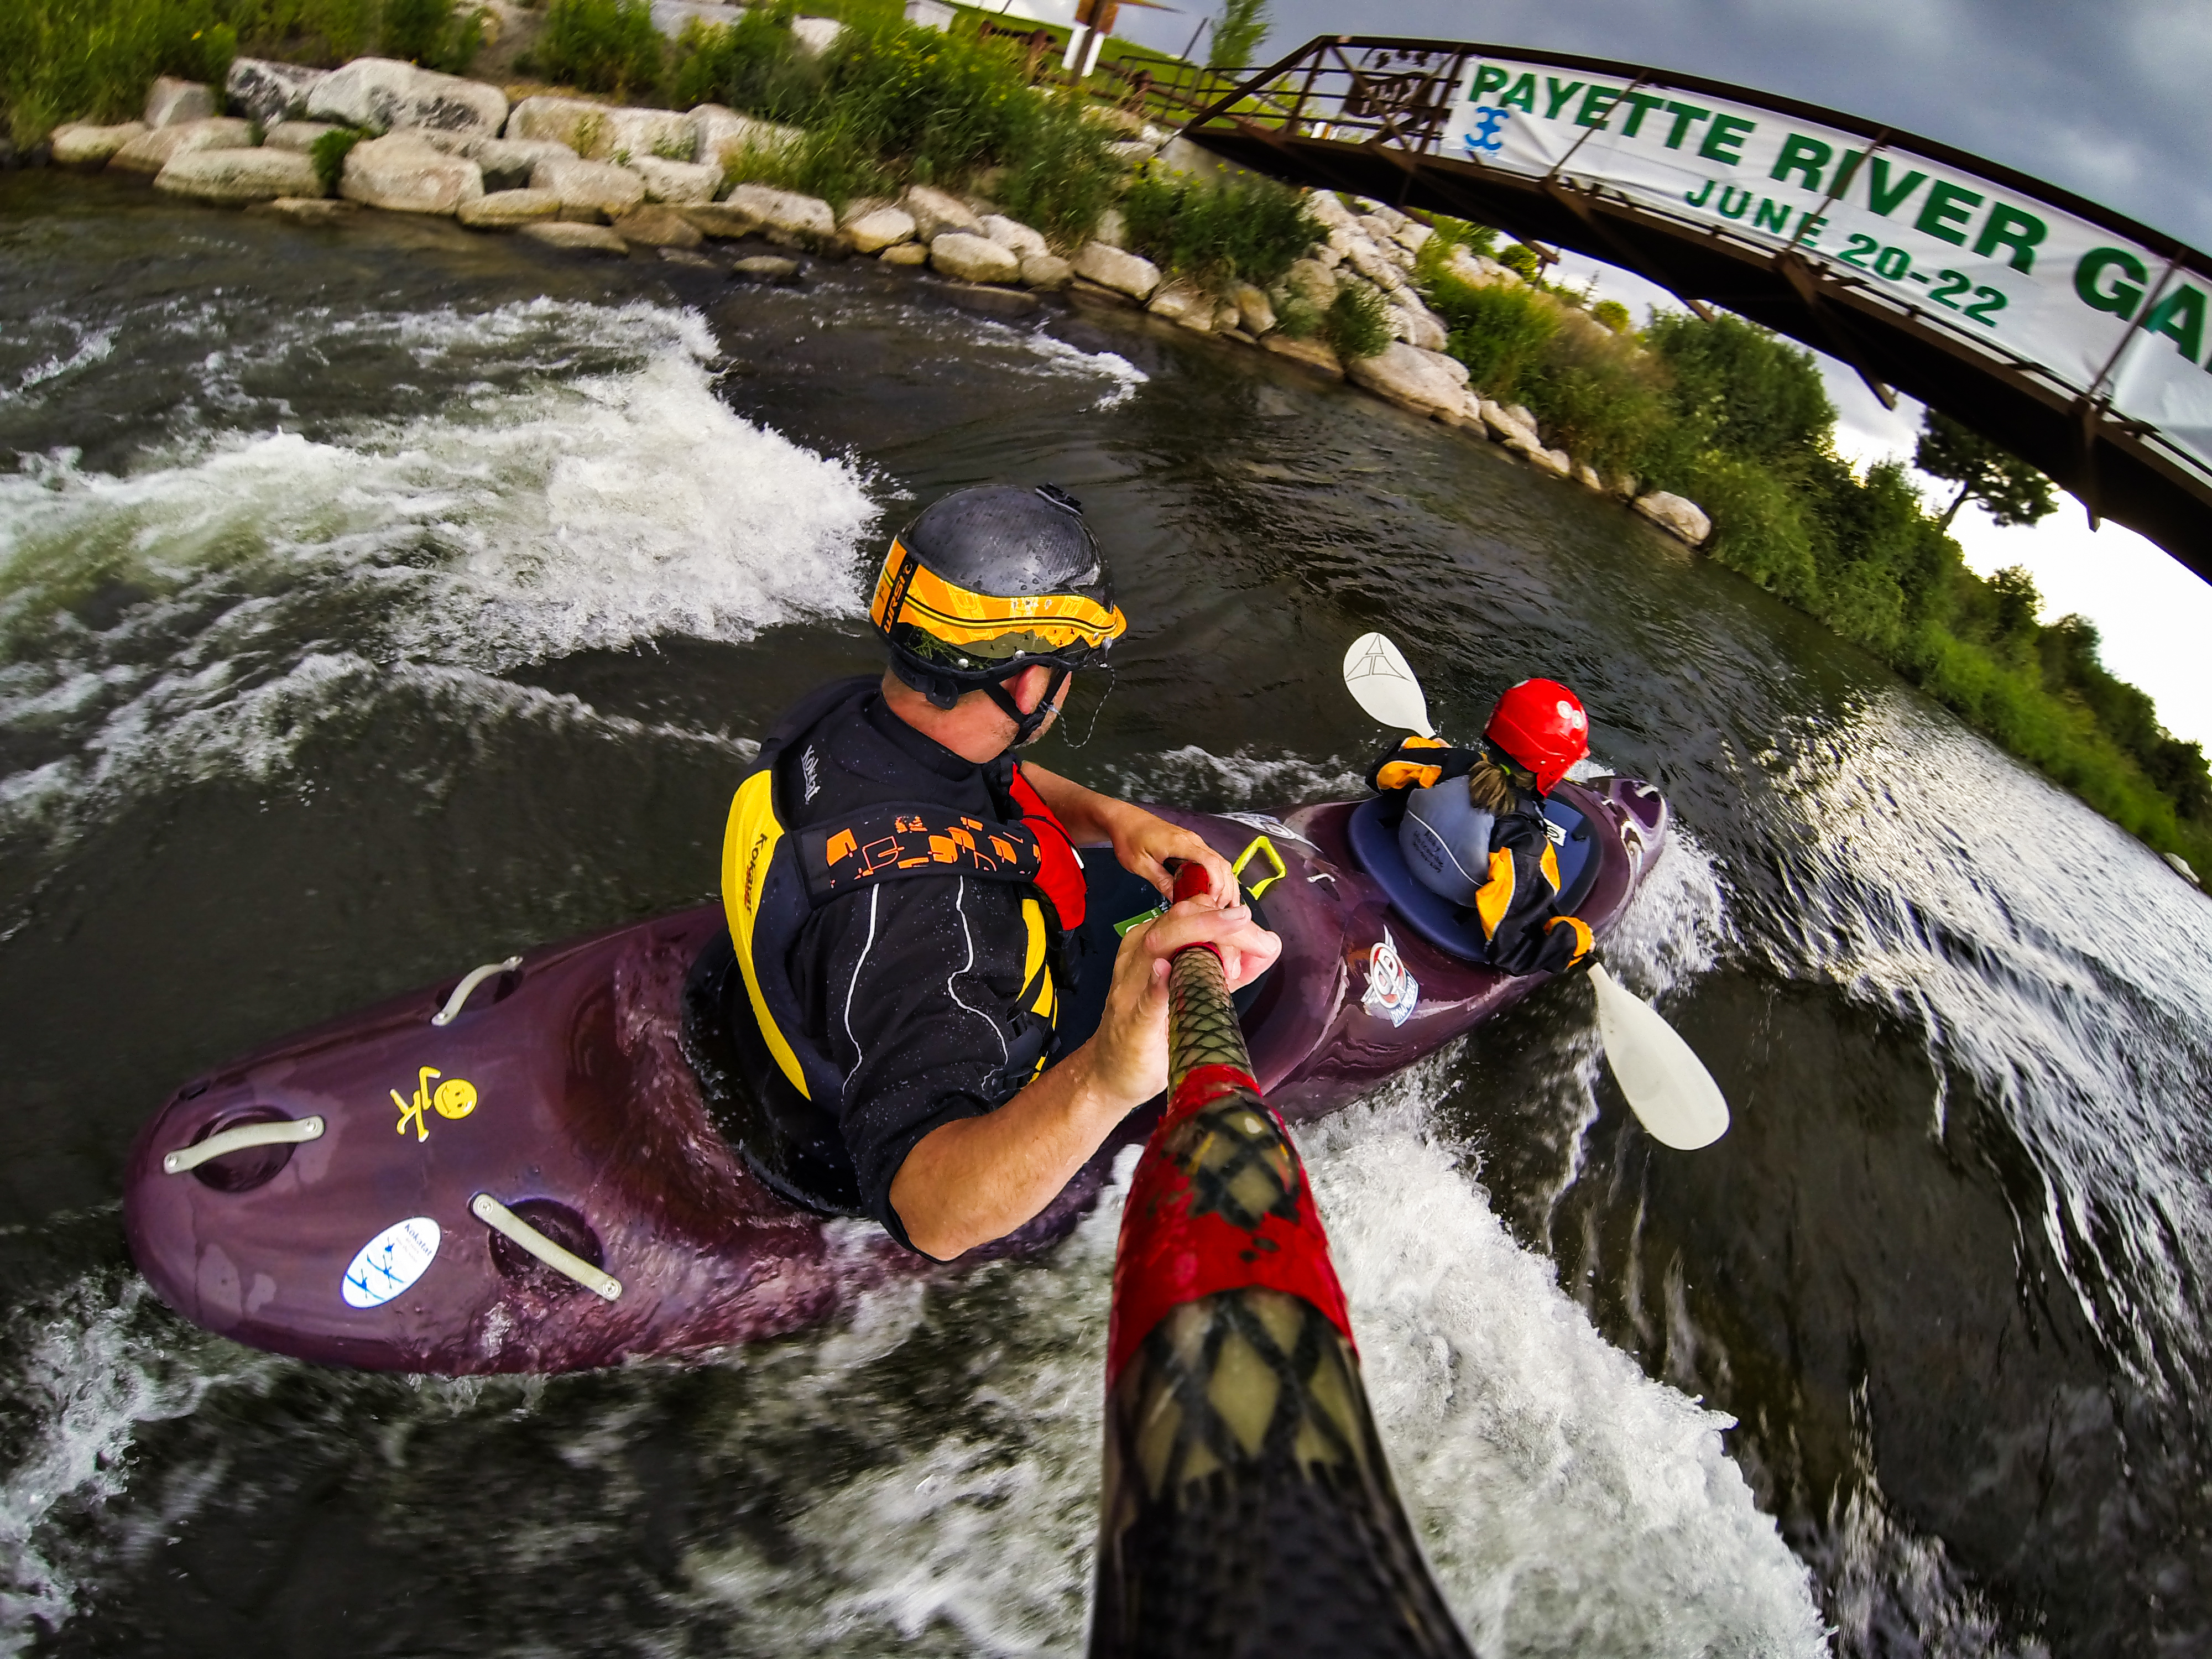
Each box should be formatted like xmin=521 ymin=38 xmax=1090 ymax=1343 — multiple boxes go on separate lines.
xmin=431 ymin=956 xmax=523 ymax=1027
xmin=471 ymin=1193 xmax=622 ymax=1301
xmin=164 ymin=1115 xmax=325 ymax=1176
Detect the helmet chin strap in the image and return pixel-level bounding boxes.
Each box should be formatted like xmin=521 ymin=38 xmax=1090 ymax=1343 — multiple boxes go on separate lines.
xmin=985 ymin=666 xmax=1071 ymax=749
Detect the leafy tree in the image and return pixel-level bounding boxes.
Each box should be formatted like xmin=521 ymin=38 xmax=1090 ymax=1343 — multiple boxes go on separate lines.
xmin=1643 ymin=311 xmax=1834 ymax=467
xmin=1913 ymin=410 xmax=2057 ymax=530
xmin=1209 ymin=0 xmax=1269 ymax=69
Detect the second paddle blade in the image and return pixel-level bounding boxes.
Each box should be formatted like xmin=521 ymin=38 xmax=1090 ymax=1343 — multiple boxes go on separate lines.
xmin=1589 ymin=964 xmax=1731 ymax=1150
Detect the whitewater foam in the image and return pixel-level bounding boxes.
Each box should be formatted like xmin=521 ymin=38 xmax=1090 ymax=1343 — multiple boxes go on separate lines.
xmin=0 ymin=297 xmax=873 ymax=849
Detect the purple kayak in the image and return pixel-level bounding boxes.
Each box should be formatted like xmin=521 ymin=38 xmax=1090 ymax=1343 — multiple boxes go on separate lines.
xmin=122 ymin=779 xmax=1670 ymax=1374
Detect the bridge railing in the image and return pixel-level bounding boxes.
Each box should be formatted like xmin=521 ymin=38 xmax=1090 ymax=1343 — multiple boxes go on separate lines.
xmin=1170 ymin=38 xmax=1479 ymax=150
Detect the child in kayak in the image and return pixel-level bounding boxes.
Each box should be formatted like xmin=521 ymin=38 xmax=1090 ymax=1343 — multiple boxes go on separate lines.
xmin=1367 ymin=677 xmax=1597 ymax=975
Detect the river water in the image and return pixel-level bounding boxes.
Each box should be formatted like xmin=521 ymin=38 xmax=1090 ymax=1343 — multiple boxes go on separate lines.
xmin=2 ymin=171 xmax=2206 ymax=1658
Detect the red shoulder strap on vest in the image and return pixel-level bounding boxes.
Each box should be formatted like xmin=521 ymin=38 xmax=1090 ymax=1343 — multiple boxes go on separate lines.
xmin=1008 ymin=764 xmax=1087 ymax=930
xmin=796 ymin=802 xmax=1042 ymax=906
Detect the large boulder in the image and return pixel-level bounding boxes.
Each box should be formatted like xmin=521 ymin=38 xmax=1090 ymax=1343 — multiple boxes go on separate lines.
xmin=901 ymin=184 xmax=980 ymax=241
xmin=145 ymin=78 xmax=216 ymax=129
xmin=1072 ymin=241 xmax=1160 ymax=301
xmin=457 ymin=189 xmax=561 ymax=227
xmin=109 ymin=118 xmax=253 ymax=175
xmin=530 ymin=154 xmax=646 ymax=221
xmin=1263 ymin=334 xmax=1344 ymax=378
xmin=504 ymin=96 xmax=688 ymax=163
xmin=681 ymin=201 xmax=764 ymax=238
xmin=791 ymin=15 xmax=845 ymax=55
xmin=1634 ymin=492 xmax=1713 ymax=546
xmin=613 ymin=205 xmax=703 ymax=247
xmin=1479 ymin=398 xmax=1542 ymax=449
xmin=1230 ymin=282 xmax=1276 ymax=336
xmin=1146 ymin=278 xmax=1212 ymax=330
xmin=1387 ymin=301 xmax=1448 ymax=352
xmin=843 ymin=206 xmax=915 ymax=253
xmin=226 ymin=59 xmax=327 ymax=125
xmin=722 ymin=182 xmax=834 ymax=244
xmin=308 ymin=58 xmax=505 ymax=136
xmin=1302 ymin=189 xmax=1359 ymax=234
xmin=341 ymin=134 xmax=484 ymax=215
xmin=630 ymin=155 xmax=719 ymax=204
xmin=1280 ymin=257 xmax=1337 ymax=309
xmin=1342 ymin=236 xmax=1408 ymax=293
xmin=520 ymin=221 xmax=628 ymax=254
xmin=266 ymin=196 xmax=357 ymax=225
xmin=980 ymin=213 xmax=1048 ymax=259
xmin=1347 ymin=342 xmax=1474 ymax=421
xmin=49 ymin=122 xmax=145 ymax=166
xmin=686 ymin=104 xmax=800 ymax=173
xmin=1019 ymin=252 xmax=1073 ymax=290
xmin=929 ymin=231 xmax=1020 ymax=284
xmin=472 ymin=137 xmax=575 ymax=191
xmin=155 ymin=146 xmax=322 ymax=204
xmin=264 ymin=120 xmax=341 ymax=153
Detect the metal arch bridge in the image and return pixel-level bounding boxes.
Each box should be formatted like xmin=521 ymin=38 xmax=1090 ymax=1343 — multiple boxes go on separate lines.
xmin=1150 ymin=36 xmax=2212 ymax=582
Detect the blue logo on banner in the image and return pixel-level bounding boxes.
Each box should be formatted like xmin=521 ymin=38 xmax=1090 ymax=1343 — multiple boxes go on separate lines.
xmin=1465 ymin=105 xmax=1511 ymax=154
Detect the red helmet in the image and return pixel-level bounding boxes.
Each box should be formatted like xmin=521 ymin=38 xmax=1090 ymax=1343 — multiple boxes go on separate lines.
xmin=1485 ymin=678 xmax=1589 ymax=794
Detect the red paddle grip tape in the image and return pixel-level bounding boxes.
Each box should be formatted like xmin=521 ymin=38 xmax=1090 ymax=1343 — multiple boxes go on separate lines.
xmin=1171 ymin=860 xmax=1212 ymax=904
xmin=1106 ymin=1063 xmax=1355 ymax=1380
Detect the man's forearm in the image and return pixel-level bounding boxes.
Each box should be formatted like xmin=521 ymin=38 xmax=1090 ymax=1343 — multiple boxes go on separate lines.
xmin=888 ymin=1046 xmax=1133 ymax=1260
xmin=1018 ymin=762 xmax=1129 ymax=846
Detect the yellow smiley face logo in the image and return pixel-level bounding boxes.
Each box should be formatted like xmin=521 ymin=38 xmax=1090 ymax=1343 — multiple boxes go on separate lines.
xmin=392 ymin=1067 xmax=481 ymax=1140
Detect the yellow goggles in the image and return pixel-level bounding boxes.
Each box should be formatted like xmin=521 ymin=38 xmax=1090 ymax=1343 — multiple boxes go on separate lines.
xmin=870 ymin=540 xmax=1128 ymax=656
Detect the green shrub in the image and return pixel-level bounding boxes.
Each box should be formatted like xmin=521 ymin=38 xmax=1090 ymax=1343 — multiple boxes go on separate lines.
xmin=1591 ymin=299 xmax=1631 ymax=333
xmin=0 ymin=0 xmax=232 ymax=145
xmin=309 ymin=123 xmax=364 ymax=192
xmin=1119 ymin=169 xmax=1318 ymax=294
xmin=691 ymin=7 xmax=1117 ymax=235
xmin=382 ymin=0 xmax=487 ymax=74
xmin=1425 ymin=272 xmax=1558 ymax=401
xmin=1676 ymin=451 xmax=1823 ymax=607
xmin=1497 ymin=243 xmax=1541 ymax=282
xmin=1321 ymin=283 xmax=1393 ymax=359
xmin=538 ymin=0 xmax=662 ymax=98
xmin=1644 ymin=310 xmax=1834 ymax=466
xmin=665 ymin=7 xmax=821 ymax=116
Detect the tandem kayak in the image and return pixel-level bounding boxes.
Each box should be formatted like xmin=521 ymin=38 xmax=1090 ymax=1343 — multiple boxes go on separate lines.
xmin=123 ymin=779 xmax=1670 ymax=1374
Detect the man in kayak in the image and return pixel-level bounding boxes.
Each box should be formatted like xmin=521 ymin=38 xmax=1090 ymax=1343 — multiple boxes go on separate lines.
xmin=717 ymin=484 xmax=1279 ymax=1261
xmin=1367 ymin=678 xmax=1597 ymax=975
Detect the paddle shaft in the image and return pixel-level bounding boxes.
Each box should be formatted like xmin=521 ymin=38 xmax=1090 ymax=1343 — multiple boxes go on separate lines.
xmin=1087 ymin=864 xmax=1473 ymax=1659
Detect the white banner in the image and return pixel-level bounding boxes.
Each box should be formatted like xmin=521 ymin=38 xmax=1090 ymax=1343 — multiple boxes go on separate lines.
xmin=1440 ymin=56 xmax=2212 ymax=486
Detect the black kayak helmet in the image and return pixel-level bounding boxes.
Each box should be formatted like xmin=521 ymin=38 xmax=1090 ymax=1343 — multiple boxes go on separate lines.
xmin=868 ymin=484 xmax=1127 ymax=742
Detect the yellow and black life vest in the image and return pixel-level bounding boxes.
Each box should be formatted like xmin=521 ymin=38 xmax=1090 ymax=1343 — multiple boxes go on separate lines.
xmin=711 ymin=679 xmax=1065 ymax=1213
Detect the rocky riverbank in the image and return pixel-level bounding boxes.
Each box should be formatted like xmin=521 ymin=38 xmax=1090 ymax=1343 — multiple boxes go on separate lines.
xmin=44 ymin=53 xmax=1713 ymax=546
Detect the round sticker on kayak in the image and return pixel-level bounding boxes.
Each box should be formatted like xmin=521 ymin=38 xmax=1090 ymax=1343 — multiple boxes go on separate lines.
xmin=341 ymin=1217 xmax=441 ymax=1310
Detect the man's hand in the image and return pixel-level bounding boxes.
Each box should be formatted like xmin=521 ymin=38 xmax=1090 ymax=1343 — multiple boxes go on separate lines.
xmin=1017 ymin=763 xmax=1238 ymax=906
xmin=1104 ymin=806 xmax=1238 ymax=906
xmin=1087 ymin=894 xmax=1281 ymax=1104
xmin=888 ymin=894 xmax=1279 ymax=1260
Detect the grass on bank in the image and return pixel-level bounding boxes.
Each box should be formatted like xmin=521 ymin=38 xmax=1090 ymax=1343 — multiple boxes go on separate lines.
xmin=1406 ymin=225 xmax=2211 ymax=868
xmin=0 ymin=0 xmax=495 ymax=147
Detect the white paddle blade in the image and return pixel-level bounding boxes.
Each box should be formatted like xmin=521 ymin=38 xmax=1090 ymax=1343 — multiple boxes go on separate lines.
xmin=1588 ymin=965 xmax=1730 ymax=1150
xmin=1343 ymin=632 xmax=1435 ymax=737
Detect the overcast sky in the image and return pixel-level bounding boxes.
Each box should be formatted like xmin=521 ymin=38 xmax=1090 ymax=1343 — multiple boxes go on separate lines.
xmin=1107 ymin=0 xmax=2212 ymax=745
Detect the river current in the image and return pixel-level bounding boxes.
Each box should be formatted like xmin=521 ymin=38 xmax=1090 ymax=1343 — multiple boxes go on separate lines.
xmin=2 ymin=172 xmax=2206 ymax=1658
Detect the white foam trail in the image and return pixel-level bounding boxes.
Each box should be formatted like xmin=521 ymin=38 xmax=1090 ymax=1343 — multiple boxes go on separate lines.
xmin=1302 ymin=1083 xmax=1828 ymax=1658
xmin=1106 ymin=742 xmax=1367 ymax=807
xmin=0 ymin=1271 xmax=276 ymax=1655
xmin=675 ymin=1071 xmax=1824 ymax=1657
xmin=1017 ymin=333 xmax=1149 ymax=408
xmin=0 ymin=298 xmax=873 ymax=845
